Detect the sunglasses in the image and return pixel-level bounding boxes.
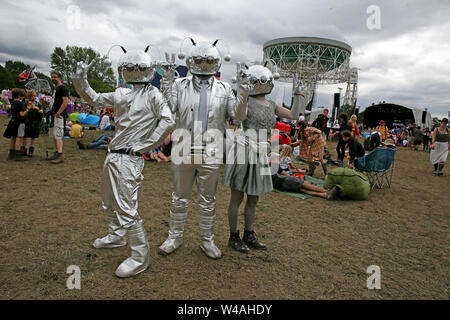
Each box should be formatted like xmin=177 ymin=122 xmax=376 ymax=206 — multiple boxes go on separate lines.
xmin=192 ymin=57 xmax=217 ymax=65
xmin=123 ymin=63 xmax=151 ymax=72
xmin=250 ymin=75 xmax=272 ymax=84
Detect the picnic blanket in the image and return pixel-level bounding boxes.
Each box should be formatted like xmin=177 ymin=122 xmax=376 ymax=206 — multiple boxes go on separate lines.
xmin=273 ymin=175 xmax=324 ymax=199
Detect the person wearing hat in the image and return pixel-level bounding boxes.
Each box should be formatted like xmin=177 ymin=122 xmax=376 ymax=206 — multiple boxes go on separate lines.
xmin=382 ymin=138 xmax=397 ymax=149
xmin=271 ymin=122 xmax=292 ymax=146
xmin=376 ymin=120 xmax=389 ymax=142
xmin=430 ymin=118 xmax=449 ymax=176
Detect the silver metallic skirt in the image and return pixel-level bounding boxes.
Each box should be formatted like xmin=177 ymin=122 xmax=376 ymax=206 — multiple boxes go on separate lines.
xmin=222 ymin=135 xmax=273 ymax=196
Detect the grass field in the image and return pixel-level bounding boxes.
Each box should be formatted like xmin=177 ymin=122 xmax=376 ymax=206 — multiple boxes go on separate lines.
xmin=0 ymin=113 xmax=448 ymax=300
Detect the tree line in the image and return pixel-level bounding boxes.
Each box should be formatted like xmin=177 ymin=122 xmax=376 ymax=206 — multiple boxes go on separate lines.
xmin=0 ymin=45 xmax=116 ymax=97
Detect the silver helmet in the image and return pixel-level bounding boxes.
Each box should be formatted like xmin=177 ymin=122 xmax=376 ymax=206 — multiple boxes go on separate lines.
xmin=247 ymin=65 xmax=275 ymax=96
xmin=116 ymin=47 xmax=156 ymax=84
xmin=178 ymin=38 xmax=231 ymax=76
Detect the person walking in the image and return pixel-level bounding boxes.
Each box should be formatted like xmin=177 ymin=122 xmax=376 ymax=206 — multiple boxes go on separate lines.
xmin=430 ymin=118 xmax=449 ymax=176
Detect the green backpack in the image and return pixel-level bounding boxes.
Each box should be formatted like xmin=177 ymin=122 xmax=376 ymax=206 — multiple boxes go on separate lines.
xmin=324 ymin=167 xmax=370 ymax=200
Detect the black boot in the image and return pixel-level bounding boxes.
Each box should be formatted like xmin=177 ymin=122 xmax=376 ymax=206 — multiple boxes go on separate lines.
xmin=433 ymin=163 xmax=438 ymax=175
xmin=14 ymin=150 xmax=28 ymax=161
xmin=28 ymin=146 xmax=34 ymax=157
xmin=437 ymin=164 xmax=444 ymax=176
xmin=243 ymin=230 xmax=266 ymax=250
xmin=20 ymin=146 xmax=27 ymax=155
xmin=7 ymin=149 xmax=15 ymax=160
xmin=77 ymin=141 xmax=87 ymax=149
xmin=228 ymin=230 xmax=250 ymax=253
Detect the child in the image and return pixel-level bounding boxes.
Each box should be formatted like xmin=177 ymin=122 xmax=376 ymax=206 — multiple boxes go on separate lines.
xmin=279 ymin=145 xmax=304 ymax=176
xmin=3 ymin=88 xmax=29 ymax=161
xmin=23 ymin=89 xmax=44 ymax=157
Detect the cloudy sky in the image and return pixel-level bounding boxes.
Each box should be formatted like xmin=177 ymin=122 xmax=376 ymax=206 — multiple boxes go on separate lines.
xmin=1 ymin=0 xmax=449 ymax=117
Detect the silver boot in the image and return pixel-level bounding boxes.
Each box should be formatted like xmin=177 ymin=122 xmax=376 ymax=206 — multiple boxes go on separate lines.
xmin=115 ymin=220 xmax=149 ymax=278
xmin=158 ymin=212 xmax=187 ymax=255
xmin=199 ymin=214 xmax=222 ymax=259
xmin=93 ymin=213 xmax=127 ymax=249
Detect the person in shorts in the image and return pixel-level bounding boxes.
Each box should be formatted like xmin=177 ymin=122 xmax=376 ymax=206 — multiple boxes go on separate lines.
xmin=3 ymin=88 xmax=29 ymax=161
xmin=48 ymin=71 xmax=69 ymax=164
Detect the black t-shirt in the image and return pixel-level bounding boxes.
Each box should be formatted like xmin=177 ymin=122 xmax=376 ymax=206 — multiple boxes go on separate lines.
xmin=11 ymin=100 xmax=26 ymax=123
xmin=348 ymin=139 xmax=366 ymax=163
xmin=337 ymin=122 xmax=352 ymax=139
xmin=51 ymin=84 xmax=69 ymax=115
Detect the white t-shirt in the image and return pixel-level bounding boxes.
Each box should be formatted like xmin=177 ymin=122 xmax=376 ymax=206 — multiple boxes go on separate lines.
xmin=99 ymin=115 xmax=111 ymax=130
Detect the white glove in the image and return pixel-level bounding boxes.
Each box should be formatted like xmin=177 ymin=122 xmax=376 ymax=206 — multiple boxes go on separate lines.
xmin=160 ymin=52 xmax=177 ymax=84
xmin=235 ymin=62 xmax=251 ymax=92
xmin=74 ymin=55 xmax=95 ymax=79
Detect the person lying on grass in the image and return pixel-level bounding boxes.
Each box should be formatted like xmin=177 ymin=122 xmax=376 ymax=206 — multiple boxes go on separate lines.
xmin=143 ymin=147 xmax=170 ymax=162
xmin=77 ymin=133 xmax=113 ymax=150
xmin=270 ymin=152 xmax=337 ymax=200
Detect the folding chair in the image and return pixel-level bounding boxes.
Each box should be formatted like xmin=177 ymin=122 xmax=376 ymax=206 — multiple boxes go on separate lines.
xmin=355 ymin=147 xmax=396 ymax=189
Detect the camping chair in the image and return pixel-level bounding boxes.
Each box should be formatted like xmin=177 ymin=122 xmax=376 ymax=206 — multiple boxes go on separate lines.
xmin=354 ymin=147 xmax=396 ymax=189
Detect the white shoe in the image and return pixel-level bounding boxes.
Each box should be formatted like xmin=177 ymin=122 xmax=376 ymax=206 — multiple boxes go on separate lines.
xmin=115 ymin=220 xmax=149 ymax=278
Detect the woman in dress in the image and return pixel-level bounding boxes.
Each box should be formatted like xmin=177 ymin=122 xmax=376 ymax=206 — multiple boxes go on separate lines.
xmin=222 ymin=64 xmax=308 ymax=253
xmin=349 ymin=114 xmax=361 ymax=138
xmin=430 ymin=118 xmax=449 ymax=176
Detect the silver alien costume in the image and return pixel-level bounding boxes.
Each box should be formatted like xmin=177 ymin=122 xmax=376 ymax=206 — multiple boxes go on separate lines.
xmin=72 ymin=48 xmax=175 ymax=277
xmin=222 ymin=64 xmax=308 ymax=253
xmin=158 ymin=39 xmax=250 ymax=259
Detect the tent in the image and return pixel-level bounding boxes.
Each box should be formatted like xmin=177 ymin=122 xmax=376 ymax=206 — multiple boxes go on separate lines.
xmin=69 ymin=112 xmax=80 ymax=122
xmin=363 ymin=103 xmax=432 ymax=129
xmin=76 ymin=113 xmax=100 ymax=125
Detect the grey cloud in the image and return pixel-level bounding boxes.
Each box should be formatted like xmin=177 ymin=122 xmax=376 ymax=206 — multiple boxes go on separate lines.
xmin=0 ymin=0 xmax=448 ymax=116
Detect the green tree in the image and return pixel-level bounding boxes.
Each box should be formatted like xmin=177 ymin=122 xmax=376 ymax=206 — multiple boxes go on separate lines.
xmin=0 ymin=65 xmax=15 ymax=89
xmin=432 ymin=117 xmax=440 ymax=128
xmin=50 ymin=45 xmax=116 ymax=96
xmin=2 ymin=60 xmax=53 ymax=91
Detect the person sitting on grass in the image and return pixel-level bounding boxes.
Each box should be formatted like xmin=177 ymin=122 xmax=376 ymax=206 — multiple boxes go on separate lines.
xmin=77 ymin=133 xmax=113 ymax=150
xmin=143 ymin=147 xmax=170 ymax=162
xmin=364 ymin=131 xmax=382 ymax=151
xmin=69 ymin=120 xmax=84 ymax=139
xmin=98 ymin=111 xmax=114 ymax=131
xmin=341 ymin=130 xmax=365 ymax=169
xmin=279 ymin=145 xmax=305 ymax=176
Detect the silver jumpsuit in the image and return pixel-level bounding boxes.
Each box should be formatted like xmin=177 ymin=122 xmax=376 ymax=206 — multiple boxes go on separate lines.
xmin=73 ymin=75 xmax=175 ymax=277
xmin=159 ymin=75 xmax=249 ymax=259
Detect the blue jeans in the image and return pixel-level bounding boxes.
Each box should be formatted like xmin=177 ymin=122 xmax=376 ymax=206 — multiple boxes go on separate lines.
xmin=88 ymin=134 xmax=110 ymax=150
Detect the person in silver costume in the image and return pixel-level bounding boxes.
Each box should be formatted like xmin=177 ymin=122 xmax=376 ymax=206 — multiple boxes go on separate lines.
xmin=222 ymin=63 xmax=309 ymax=253
xmin=72 ymin=47 xmax=175 ymax=277
xmin=158 ymin=39 xmax=250 ymax=259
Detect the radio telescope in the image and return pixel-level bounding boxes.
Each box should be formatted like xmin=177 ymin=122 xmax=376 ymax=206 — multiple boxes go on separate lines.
xmin=263 ymin=36 xmax=355 ymax=115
